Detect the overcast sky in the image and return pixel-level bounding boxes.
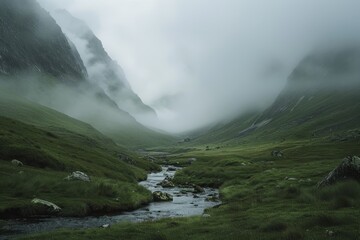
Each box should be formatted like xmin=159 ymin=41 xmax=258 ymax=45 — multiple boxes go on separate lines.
xmin=38 ymin=0 xmax=360 ymax=132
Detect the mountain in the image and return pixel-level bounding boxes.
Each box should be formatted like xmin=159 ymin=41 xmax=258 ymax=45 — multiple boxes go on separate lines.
xmin=0 ymin=0 xmax=168 ymax=218
xmin=193 ymin=47 xmax=360 ymax=144
xmin=0 ymin=0 xmax=87 ymax=80
xmin=0 ymin=0 xmax=173 ymax=148
xmin=52 ymin=9 xmax=157 ymax=124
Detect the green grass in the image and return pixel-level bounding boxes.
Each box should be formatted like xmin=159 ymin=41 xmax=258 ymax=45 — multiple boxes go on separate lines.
xmin=0 ymin=93 xmax=161 ymax=218
xmin=4 ymin=71 xmax=360 ymax=239
xmin=18 ymin=138 xmax=360 ymax=240
xmin=0 ymin=161 xmax=152 ymax=218
xmin=0 ymin=83 xmax=176 ymax=149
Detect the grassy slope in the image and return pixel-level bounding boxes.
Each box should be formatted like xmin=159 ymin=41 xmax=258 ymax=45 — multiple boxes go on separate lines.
xmin=19 ymin=84 xmax=360 ymax=239
xmin=0 ymin=92 xmax=161 ymax=218
xmin=17 ymin=92 xmax=360 ymax=239
xmin=20 ymin=53 xmax=360 ymax=239
xmin=19 ymin=139 xmax=360 ymax=240
xmin=0 ymin=75 xmax=175 ymax=149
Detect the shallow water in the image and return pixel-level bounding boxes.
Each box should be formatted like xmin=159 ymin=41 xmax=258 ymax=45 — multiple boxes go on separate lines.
xmin=1 ymin=166 xmax=220 ymax=239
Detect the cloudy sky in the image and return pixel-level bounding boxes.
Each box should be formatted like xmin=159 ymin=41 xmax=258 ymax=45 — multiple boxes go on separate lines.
xmin=38 ymin=0 xmax=360 ymax=132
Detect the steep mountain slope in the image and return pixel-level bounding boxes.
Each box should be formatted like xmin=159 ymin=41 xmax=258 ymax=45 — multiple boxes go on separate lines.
xmin=52 ymin=10 xmax=157 ymax=124
xmin=0 ymin=0 xmax=174 ymax=147
xmin=0 ymin=0 xmax=87 ymax=80
xmin=193 ymin=47 xmax=360 ymax=144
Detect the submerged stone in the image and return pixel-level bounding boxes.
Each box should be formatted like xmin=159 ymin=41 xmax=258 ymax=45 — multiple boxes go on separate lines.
xmin=153 ymin=191 xmax=173 ymax=202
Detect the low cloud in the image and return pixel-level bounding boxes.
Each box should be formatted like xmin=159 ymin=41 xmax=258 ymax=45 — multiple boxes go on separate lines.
xmin=38 ymin=0 xmax=360 ymax=132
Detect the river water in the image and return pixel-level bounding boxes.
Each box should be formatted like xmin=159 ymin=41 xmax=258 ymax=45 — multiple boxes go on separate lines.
xmin=1 ymin=166 xmax=220 ymax=239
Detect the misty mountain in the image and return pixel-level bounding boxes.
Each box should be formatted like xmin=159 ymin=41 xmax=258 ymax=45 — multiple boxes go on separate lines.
xmin=52 ymin=9 xmax=157 ymax=124
xmin=192 ymin=47 xmax=360 ymax=144
xmin=0 ymin=0 xmax=173 ymax=147
xmin=0 ymin=0 xmax=87 ymax=80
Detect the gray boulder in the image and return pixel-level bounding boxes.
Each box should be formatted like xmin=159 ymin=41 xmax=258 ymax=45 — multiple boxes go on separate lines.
xmin=158 ymin=179 xmax=175 ymax=188
xmin=317 ymin=156 xmax=360 ymax=188
xmin=31 ymin=198 xmax=61 ymax=212
xmin=193 ymin=185 xmax=204 ymax=193
xmin=188 ymin=158 xmax=197 ymax=164
xmin=11 ymin=159 xmax=23 ymax=167
xmin=167 ymin=166 xmax=177 ymax=172
xmin=101 ymin=224 xmax=110 ymax=228
xmin=65 ymin=171 xmax=90 ymax=182
xmin=271 ymin=150 xmax=284 ymax=158
xmin=153 ymin=191 xmax=173 ymax=202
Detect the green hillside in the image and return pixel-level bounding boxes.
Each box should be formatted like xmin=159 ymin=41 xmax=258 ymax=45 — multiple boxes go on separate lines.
xmin=21 ymin=48 xmax=360 ymax=240
xmin=191 ymin=48 xmax=360 ymax=145
xmin=0 ymin=91 xmax=160 ymax=218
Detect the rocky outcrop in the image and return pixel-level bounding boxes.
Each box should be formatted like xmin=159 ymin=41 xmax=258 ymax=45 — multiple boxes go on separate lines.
xmin=65 ymin=171 xmax=90 ymax=182
xmin=0 ymin=0 xmax=87 ymax=79
xmin=11 ymin=159 xmax=23 ymax=167
xmin=152 ymin=191 xmax=173 ymax=202
xmin=52 ymin=10 xmax=157 ymax=123
xmin=158 ymin=177 xmax=175 ymax=188
xmin=317 ymin=156 xmax=360 ymax=188
xmin=31 ymin=198 xmax=62 ymax=212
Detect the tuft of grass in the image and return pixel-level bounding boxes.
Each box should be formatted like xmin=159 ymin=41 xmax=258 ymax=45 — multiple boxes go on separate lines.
xmin=310 ymin=214 xmax=344 ymax=227
xmin=281 ymin=228 xmax=304 ymax=240
xmin=317 ymin=180 xmax=360 ymax=201
xmin=261 ymin=220 xmax=288 ymax=232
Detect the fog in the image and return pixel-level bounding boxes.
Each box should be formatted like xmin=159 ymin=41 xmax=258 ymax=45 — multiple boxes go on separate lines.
xmin=38 ymin=0 xmax=360 ymax=132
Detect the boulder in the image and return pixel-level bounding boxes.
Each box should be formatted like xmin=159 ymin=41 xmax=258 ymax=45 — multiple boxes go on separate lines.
xmin=159 ymin=179 xmax=175 ymax=188
xmin=65 ymin=171 xmax=90 ymax=182
xmin=271 ymin=150 xmax=283 ymax=158
xmin=153 ymin=191 xmax=173 ymax=202
xmin=11 ymin=159 xmax=23 ymax=167
xmin=317 ymin=156 xmax=360 ymax=188
xmin=193 ymin=185 xmax=205 ymax=193
xmin=206 ymin=195 xmax=220 ymax=202
xmin=188 ymin=158 xmax=197 ymax=164
xmin=167 ymin=167 xmax=177 ymax=172
xmin=101 ymin=224 xmax=110 ymax=228
xmin=31 ymin=198 xmax=61 ymax=212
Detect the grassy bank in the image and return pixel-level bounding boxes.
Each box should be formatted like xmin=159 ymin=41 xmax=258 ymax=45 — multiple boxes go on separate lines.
xmin=0 ymin=94 xmax=161 ymax=219
xmin=18 ymin=137 xmax=360 ymax=240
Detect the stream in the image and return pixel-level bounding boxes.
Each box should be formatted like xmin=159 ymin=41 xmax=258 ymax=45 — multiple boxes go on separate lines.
xmin=1 ymin=166 xmax=220 ymax=239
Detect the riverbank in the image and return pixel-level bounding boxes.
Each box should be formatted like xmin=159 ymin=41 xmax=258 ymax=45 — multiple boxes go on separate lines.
xmin=16 ymin=141 xmax=360 ymax=240
xmin=1 ymin=166 xmax=220 ymax=239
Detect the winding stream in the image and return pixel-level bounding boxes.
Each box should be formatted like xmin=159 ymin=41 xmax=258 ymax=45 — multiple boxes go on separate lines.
xmin=1 ymin=166 xmax=220 ymax=239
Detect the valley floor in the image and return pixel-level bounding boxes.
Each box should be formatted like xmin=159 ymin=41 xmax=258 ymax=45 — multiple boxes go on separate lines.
xmin=13 ymin=137 xmax=360 ymax=240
